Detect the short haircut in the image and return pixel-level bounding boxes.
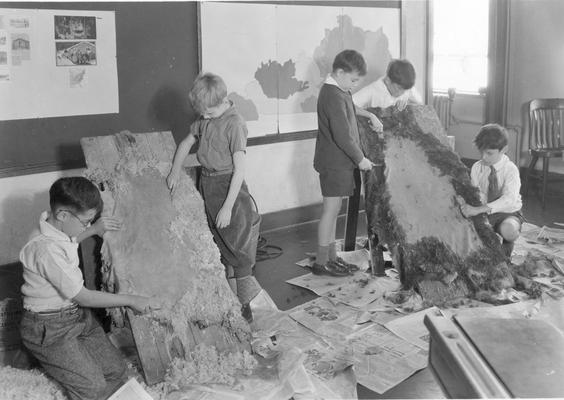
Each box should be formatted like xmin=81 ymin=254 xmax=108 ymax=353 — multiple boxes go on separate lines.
xmin=332 ymin=50 xmax=367 ymax=76
xmin=189 ymin=72 xmax=228 ymax=115
xmin=387 ymin=59 xmax=416 ymax=90
xmin=49 ymin=177 xmax=103 ymax=215
xmin=473 ymin=123 xmax=509 ymax=151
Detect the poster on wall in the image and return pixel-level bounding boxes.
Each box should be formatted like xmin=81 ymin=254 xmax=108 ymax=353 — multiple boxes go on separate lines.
xmin=200 ymin=2 xmax=400 ymax=137
xmin=0 ymin=8 xmax=118 ymax=121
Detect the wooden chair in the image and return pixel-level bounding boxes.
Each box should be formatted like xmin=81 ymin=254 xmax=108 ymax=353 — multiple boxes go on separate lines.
xmin=524 ymin=98 xmax=564 ymax=209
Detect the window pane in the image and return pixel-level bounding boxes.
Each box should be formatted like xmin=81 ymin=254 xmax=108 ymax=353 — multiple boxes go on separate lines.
xmin=433 ymin=0 xmax=489 ymax=93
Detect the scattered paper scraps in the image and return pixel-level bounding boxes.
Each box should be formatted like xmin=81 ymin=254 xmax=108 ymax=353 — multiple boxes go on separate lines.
xmin=325 ymin=276 xmax=400 ymax=308
xmin=347 ymin=323 xmax=428 ymax=394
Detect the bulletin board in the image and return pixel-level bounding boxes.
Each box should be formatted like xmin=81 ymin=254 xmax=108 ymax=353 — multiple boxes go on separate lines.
xmin=0 ymin=8 xmax=118 ymax=121
xmin=200 ymin=2 xmax=401 ymax=138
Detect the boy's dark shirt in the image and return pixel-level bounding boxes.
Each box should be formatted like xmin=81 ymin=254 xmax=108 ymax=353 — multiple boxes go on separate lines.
xmin=314 ymin=83 xmax=364 ymax=172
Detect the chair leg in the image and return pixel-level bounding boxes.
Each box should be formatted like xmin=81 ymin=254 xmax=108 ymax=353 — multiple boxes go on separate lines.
xmin=542 ymin=156 xmax=549 ymax=209
xmin=524 ymin=154 xmax=538 ymax=197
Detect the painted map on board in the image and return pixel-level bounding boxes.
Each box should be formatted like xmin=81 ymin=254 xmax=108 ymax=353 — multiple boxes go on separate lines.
xmin=200 ymin=3 xmax=400 ymax=137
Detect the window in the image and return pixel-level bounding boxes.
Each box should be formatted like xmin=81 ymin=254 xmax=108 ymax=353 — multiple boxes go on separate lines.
xmin=432 ymin=0 xmax=489 ymax=94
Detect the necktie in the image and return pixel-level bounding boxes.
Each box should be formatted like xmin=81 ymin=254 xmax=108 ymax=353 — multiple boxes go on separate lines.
xmin=487 ymin=165 xmax=501 ymax=202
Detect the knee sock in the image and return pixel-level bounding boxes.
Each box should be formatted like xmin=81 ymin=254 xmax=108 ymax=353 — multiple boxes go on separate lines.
xmin=328 ymin=241 xmax=338 ymax=261
xmin=316 ymin=245 xmax=329 ymax=265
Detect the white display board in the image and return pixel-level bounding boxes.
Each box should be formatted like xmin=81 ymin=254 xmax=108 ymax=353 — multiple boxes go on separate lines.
xmin=0 ymin=8 xmax=118 ymax=121
xmin=200 ymin=2 xmax=400 ymax=137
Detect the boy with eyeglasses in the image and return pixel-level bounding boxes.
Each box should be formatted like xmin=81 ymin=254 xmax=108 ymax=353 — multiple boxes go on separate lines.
xmin=19 ymin=176 xmax=161 ymax=400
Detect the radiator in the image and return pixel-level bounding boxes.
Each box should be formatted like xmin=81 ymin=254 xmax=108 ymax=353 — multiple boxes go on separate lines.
xmin=432 ymin=88 xmax=456 ymax=131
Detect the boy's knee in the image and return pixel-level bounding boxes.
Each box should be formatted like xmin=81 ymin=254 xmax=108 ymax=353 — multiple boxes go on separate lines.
xmin=498 ymin=218 xmax=521 ymax=242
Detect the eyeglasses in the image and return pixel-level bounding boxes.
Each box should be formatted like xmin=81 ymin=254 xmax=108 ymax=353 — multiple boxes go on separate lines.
xmin=58 ymin=209 xmax=94 ymax=228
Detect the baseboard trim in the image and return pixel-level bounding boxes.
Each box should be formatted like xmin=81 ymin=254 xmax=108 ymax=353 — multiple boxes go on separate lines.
xmin=260 ymin=198 xmax=365 ymax=233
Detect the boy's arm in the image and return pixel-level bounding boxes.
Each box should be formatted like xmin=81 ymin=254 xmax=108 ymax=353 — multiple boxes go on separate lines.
xmin=73 ymin=287 xmax=161 ymax=314
xmin=75 ymin=216 xmax=122 ymax=243
xmin=215 ymin=150 xmax=245 ymax=229
xmin=326 ymin=96 xmax=364 ymax=165
xmin=356 ymin=108 xmax=383 ymax=133
xmin=35 ymin=247 xmax=160 ymax=313
xmin=408 ymin=87 xmax=423 ymax=104
xmin=167 ymin=133 xmax=196 ymax=193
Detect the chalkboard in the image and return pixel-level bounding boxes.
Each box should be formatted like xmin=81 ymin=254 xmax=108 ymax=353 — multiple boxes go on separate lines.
xmin=0 ymin=1 xmax=199 ymax=177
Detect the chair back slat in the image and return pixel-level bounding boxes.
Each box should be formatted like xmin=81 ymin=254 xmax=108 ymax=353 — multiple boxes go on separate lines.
xmin=528 ymin=98 xmax=564 ymax=151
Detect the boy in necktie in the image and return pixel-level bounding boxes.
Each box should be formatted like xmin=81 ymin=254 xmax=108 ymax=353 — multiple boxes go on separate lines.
xmin=458 ymin=124 xmax=523 ymax=260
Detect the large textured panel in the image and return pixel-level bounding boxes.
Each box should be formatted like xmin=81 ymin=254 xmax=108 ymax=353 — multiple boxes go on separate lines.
xmin=358 ymin=106 xmax=514 ymax=304
xmin=81 ymin=131 xmax=251 ymax=384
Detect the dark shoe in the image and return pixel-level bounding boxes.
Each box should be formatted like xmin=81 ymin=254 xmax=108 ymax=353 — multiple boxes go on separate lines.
xmin=241 ymin=303 xmax=253 ymax=323
xmin=335 ymin=257 xmax=359 ymax=272
xmin=311 ymin=261 xmax=351 ymax=277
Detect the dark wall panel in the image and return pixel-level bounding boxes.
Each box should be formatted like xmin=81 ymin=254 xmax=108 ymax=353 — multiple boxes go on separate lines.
xmin=0 ymin=2 xmax=199 ymax=176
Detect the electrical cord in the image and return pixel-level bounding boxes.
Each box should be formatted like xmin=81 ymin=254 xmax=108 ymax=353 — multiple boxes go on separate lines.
xmin=249 ymin=194 xmax=284 ymax=262
xmin=256 ymin=235 xmax=283 ymax=262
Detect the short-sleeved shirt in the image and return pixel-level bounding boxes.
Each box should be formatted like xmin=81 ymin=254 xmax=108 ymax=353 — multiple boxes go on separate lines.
xmin=352 ymin=77 xmax=422 ymax=109
xmin=191 ymin=104 xmax=247 ymax=174
xmin=20 ymin=211 xmax=84 ymax=312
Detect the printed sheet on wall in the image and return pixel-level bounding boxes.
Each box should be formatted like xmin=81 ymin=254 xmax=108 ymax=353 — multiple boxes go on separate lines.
xmin=0 ymin=9 xmax=118 ymax=121
xmin=200 ymin=2 xmax=400 ymax=137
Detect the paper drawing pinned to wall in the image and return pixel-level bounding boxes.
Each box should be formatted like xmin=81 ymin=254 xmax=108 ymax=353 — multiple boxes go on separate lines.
xmin=54 ymin=15 xmax=96 ymax=40
xmin=56 ymin=41 xmax=96 ymax=66
xmin=9 ymin=17 xmax=29 ymax=29
xmin=11 ymin=33 xmax=29 ymax=65
xmin=69 ymin=67 xmax=87 ymax=88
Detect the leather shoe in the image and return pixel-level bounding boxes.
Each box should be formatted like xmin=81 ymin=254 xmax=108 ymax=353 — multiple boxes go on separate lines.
xmin=335 ymin=257 xmax=359 ymax=272
xmin=311 ymin=261 xmax=351 ymax=277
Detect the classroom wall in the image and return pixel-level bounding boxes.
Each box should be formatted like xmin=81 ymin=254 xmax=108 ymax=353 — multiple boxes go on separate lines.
xmin=0 ymin=1 xmax=428 ymax=265
xmin=506 ymin=0 xmax=564 ymax=174
xmin=448 ymin=0 xmax=564 ymax=174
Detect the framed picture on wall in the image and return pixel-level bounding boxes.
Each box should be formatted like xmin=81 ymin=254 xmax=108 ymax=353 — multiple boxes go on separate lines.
xmin=199 ymin=1 xmax=401 ymax=138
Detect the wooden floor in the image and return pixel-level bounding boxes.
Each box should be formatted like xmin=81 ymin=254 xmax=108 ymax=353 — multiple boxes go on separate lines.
xmin=254 ymin=189 xmax=564 ymax=399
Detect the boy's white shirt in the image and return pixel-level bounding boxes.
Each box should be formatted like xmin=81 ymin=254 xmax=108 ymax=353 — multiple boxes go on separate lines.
xmin=352 ymin=77 xmax=422 ymax=109
xmin=470 ymin=154 xmax=522 ymax=214
xmin=20 ymin=211 xmax=84 ymax=311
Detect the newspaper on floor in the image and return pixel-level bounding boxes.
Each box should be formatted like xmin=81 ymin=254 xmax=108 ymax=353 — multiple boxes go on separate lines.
xmin=288 ymin=297 xmax=365 ymax=340
xmin=250 ymin=308 xmax=358 ymax=399
xmin=286 ymin=271 xmax=366 ymax=296
xmin=296 ymin=249 xmax=371 ymax=271
xmin=355 ymin=297 xmax=404 ymax=325
xmin=325 ymin=276 xmax=400 ymax=308
xmin=302 ymin=341 xmax=354 ymax=381
xmin=383 ymin=306 xmax=438 ymax=350
xmin=347 ymin=323 xmax=428 ymax=394
xmin=538 ymin=225 xmax=564 ymax=243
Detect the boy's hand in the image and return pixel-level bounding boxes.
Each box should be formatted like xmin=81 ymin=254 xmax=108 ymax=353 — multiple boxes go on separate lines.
xmin=456 ymin=195 xmax=483 ymax=218
xmin=131 ymin=295 xmax=163 ymax=314
xmin=395 ymin=97 xmax=409 ymax=111
xmin=369 ymin=114 xmax=384 ymax=133
xmin=358 ymin=157 xmax=375 ymax=171
xmin=166 ymin=170 xmax=180 ymax=194
xmin=92 ymin=216 xmax=122 ymax=237
xmin=216 ymin=205 xmax=232 ymax=229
